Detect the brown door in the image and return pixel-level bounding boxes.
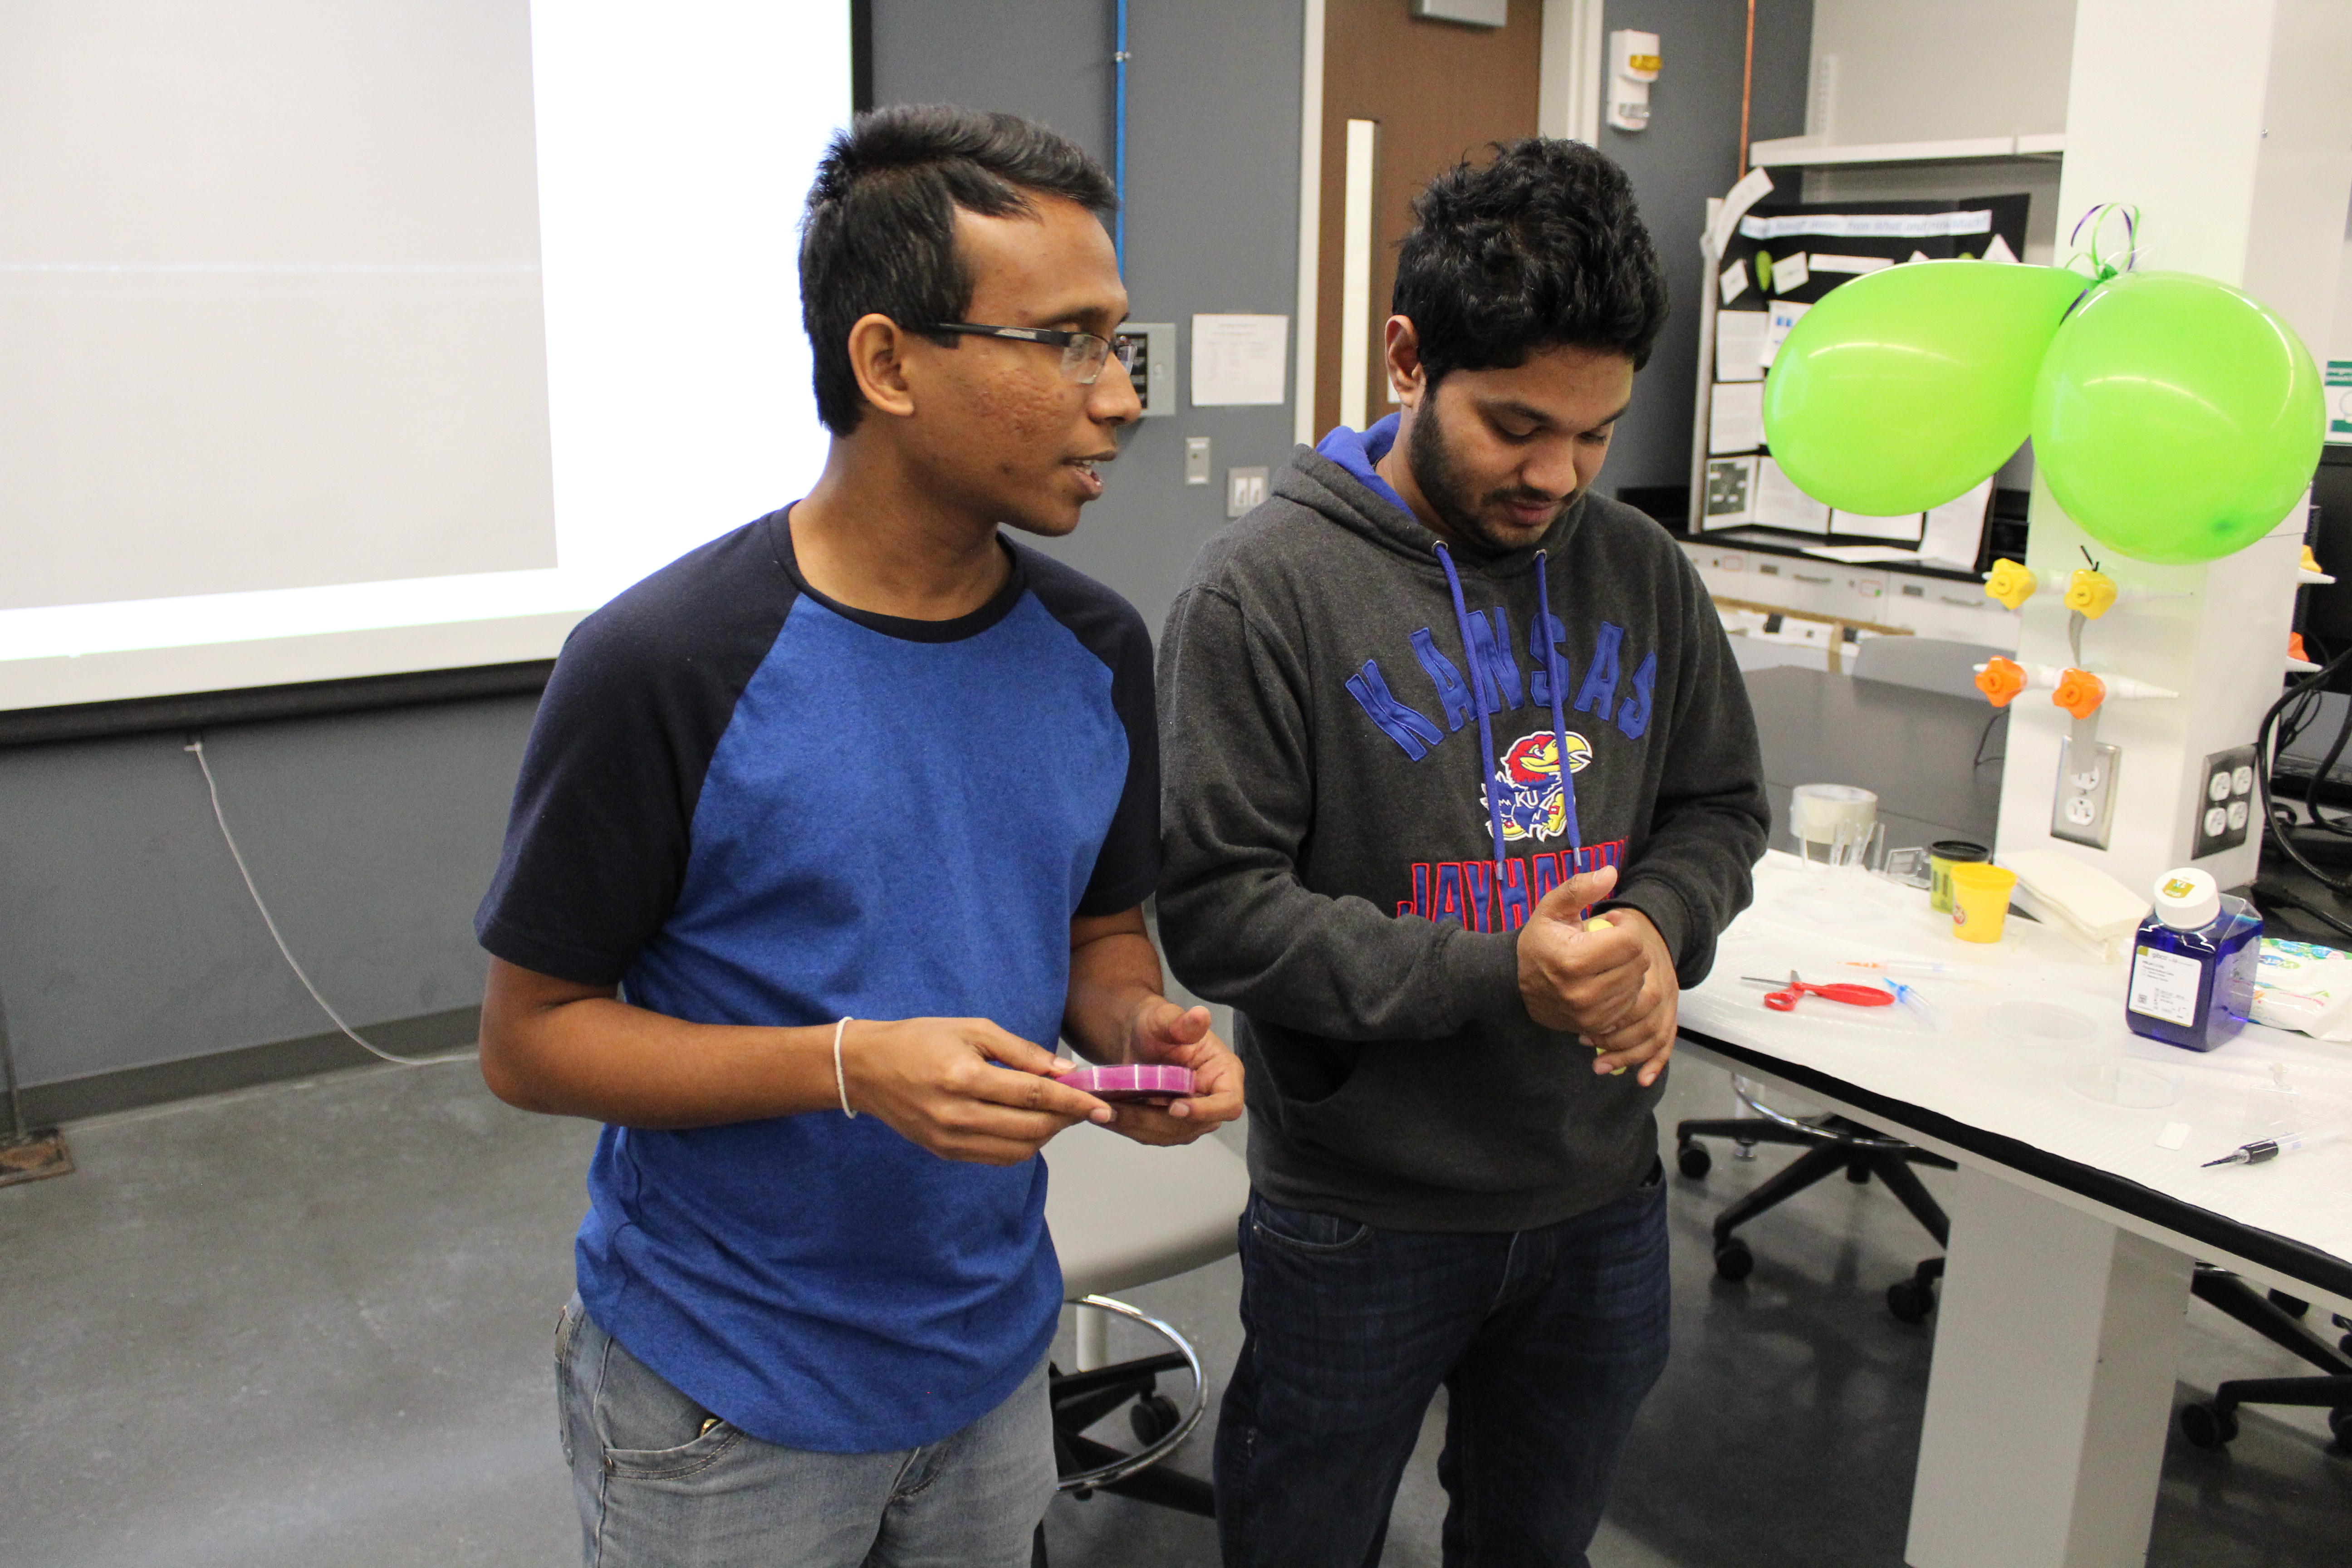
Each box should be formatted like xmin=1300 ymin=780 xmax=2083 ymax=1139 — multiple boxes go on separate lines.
xmin=1313 ymin=0 xmax=1544 ymax=440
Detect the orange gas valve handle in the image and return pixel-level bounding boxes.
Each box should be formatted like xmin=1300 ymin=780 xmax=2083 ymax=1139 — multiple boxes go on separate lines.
xmin=1975 ymin=656 xmax=2028 ymax=707
xmin=2052 ymin=666 xmax=2107 ymax=720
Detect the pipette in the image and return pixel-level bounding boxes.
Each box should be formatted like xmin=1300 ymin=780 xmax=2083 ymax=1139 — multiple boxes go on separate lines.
xmin=2200 ymin=1127 xmax=2343 ymax=1167
xmin=1882 ymin=980 xmax=1950 ymax=1032
xmin=1839 ymin=959 xmax=1974 ymax=978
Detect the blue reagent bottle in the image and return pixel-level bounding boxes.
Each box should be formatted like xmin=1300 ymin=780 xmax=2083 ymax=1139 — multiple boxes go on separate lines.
xmin=2125 ymin=868 xmax=2263 ymax=1052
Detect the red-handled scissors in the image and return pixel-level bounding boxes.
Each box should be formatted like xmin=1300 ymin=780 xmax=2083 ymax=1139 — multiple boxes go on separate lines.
xmin=1741 ymin=970 xmax=1897 ymax=1012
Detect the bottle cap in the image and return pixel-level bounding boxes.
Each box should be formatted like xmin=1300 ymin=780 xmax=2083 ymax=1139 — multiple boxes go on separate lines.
xmin=2151 ymin=867 xmax=2220 ymax=931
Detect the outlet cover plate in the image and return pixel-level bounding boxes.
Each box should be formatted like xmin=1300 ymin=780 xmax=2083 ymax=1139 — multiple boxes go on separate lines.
xmin=2192 ymin=743 xmax=2258 ymax=859
xmin=2052 ymin=737 xmax=2120 ymax=849
xmin=1226 ymin=466 xmax=1269 ymax=518
xmin=1183 ymin=436 xmax=1210 ymax=485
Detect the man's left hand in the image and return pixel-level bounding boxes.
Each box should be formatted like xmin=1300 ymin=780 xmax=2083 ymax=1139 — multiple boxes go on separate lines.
xmin=1581 ymin=909 xmax=1678 ymax=1087
xmin=1107 ymin=999 xmax=1245 ymax=1146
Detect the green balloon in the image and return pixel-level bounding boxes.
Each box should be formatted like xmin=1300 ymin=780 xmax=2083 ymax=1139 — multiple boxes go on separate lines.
xmin=1759 ymin=260 xmax=2088 ymax=514
xmin=2032 ymin=270 xmax=2323 ymax=565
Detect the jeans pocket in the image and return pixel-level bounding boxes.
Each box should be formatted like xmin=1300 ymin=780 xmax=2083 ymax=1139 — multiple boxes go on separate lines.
xmin=1249 ymin=1193 xmax=1372 ymax=1255
xmin=591 ymin=1327 xmax=745 ymax=1482
xmin=554 ymin=1297 xmax=589 ymax=1469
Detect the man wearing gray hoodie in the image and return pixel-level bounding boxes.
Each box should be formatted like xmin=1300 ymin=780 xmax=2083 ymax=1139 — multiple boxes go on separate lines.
xmin=1157 ymin=139 xmax=1768 ymax=1566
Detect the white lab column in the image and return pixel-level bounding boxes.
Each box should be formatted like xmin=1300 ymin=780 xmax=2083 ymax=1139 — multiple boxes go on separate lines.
xmin=1990 ymin=0 xmax=2352 ymax=899
xmin=1907 ymin=1168 xmax=2193 ymax=1568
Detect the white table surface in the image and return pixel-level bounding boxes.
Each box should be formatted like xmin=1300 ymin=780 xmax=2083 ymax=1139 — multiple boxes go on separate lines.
xmin=1678 ymin=851 xmax=2352 ymax=1313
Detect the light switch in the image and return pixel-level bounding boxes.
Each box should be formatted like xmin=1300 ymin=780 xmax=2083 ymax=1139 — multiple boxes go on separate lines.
xmin=1184 ymin=437 xmax=1210 ymax=485
xmin=1227 ymin=466 xmax=1269 ymax=518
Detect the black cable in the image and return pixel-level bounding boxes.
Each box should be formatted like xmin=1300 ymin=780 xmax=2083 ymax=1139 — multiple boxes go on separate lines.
xmin=1972 ymin=706 xmax=2005 ymax=767
xmin=2251 ymin=878 xmax=2352 ymax=942
xmin=2301 ymin=669 xmax=2352 ymax=834
xmin=2255 ymin=643 xmax=2352 ymax=897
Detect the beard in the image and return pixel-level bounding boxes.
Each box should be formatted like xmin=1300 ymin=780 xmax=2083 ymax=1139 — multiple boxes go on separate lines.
xmin=1405 ymin=393 xmax=1576 ymax=552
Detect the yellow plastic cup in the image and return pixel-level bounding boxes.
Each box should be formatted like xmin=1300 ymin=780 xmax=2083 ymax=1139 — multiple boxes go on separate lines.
xmin=1948 ymin=862 xmax=2019 ymax=943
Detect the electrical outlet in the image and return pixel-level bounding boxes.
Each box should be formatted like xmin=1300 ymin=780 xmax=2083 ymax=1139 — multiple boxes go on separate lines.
xmin=2051 ymin=737 xmax=2120 ymax=849
xmin=2192 ymin=743 xmax=2258 ymax=858
xmin=1183 ymin=436 xmax=1210 ymax=485
xmin=1226 ymin=466 xmax=1268 ymax=518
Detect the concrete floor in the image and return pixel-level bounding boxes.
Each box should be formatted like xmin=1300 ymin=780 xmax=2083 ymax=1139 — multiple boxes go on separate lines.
xmin=3 ymin=1053 xmax=2346 ymax=1568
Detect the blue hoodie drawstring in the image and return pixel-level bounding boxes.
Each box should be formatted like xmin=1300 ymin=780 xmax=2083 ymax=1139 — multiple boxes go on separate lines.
xmin=1534 ymin=549 xmax=1584 ymax=861
xmin=1436 ymin=542 xmax=1584 ymax=931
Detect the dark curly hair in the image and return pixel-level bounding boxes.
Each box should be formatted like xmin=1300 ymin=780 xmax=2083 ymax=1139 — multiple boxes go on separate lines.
xmin=1393 ymin=138 xmax=1668 ymax=382
xmin=800 ymin=105 xmax=1116 ymax=435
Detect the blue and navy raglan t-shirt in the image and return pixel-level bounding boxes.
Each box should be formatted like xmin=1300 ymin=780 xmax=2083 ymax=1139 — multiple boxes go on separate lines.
xmin=474 ymin=506 xmax=1158 ymax=1454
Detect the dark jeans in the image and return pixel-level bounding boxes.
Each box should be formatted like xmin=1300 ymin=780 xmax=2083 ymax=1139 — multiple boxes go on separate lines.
xmin=1214 ymin=1166 xmax=1671 ymax=1568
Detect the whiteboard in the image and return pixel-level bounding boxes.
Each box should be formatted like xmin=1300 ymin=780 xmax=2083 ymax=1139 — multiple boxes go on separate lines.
xmin=0 ymin=0 xmax=851 ymax=712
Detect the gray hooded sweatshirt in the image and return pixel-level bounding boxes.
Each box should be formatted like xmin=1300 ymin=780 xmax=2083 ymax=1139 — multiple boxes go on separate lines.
xmin=1156 ymin=416 xmax=1769 ymax=1232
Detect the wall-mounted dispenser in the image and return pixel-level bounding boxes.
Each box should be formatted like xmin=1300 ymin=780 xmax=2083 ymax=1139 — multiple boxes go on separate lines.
xmin=1607 ymin=30 xmax=1659 ymax=132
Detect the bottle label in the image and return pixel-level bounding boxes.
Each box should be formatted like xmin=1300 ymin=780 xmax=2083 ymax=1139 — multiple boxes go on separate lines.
xmin=2129 ymin=945 xmax=2203 ymax=1028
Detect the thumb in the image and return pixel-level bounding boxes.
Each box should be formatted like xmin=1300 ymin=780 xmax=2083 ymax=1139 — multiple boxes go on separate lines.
xmin=1534 ymin=863 xmax=1618 ymax=920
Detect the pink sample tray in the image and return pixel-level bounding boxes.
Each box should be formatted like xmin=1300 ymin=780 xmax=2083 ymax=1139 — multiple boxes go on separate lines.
xmin=1055 ymin=1063 xmax=1196 ymax=1101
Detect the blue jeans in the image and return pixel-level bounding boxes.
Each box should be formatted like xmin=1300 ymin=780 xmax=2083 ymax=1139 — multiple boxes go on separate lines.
xmin=556 ymin=1298 xmax=1057 ymax=1568
xmin=1214 ymin=1167 xmax=1671 ymax=1568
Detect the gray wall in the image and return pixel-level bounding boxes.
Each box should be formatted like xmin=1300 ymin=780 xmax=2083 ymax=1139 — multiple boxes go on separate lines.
xmin=2 ymin=701 xmax=532 ymax=1109
xmin=876 ymin=0 xmax=1306 ymax=640
xmin=1597 ymin=0 xmax=1812 ymax=502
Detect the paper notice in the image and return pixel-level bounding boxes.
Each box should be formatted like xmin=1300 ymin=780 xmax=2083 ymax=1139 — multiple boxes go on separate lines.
xmin=1715 ymin=310 xmax=1766 ymax=382
xmin=1759 ymin=300 xmax=1811 ymax=369
xmin=1830 ymin=507 xmax=1926 ymax=543
xmin=1810 ymin=253 xmax=1891 ymax=275
xmin=1755 ymin=458 xmax=1830 ymax=535
xmin=1920 ymin=478 xmax=1994 ymax=567
xmin=1719 ymin=259 xmax=1750 ymax=305
xmin=1984 ymin=233 xmax=2019 ymax=264
xmin=1803 ymin=544 xmax=1921 ymax=564
xmin=1190 ymin=314 xmax=1289 ymax=406
xmin=1708 ymin=381 xmax=1764 ymax=454
xmin=1769 ymin=251 xmax=1810 ymax=293
xmin=1704 ymin=455 xmax=1759 ymax=529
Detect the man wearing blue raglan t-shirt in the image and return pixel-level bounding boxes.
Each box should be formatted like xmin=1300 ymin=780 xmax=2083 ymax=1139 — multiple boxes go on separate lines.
xmin=474 ymin=106 xmax=1244 ymax=1568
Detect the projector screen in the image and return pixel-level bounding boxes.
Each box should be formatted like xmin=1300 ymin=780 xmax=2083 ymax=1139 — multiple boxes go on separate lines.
xmin=0 ymin=0 xmax=851 ymax=715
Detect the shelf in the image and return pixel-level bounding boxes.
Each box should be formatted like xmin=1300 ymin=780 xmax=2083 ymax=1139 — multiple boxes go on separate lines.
xmin=1683 ymin=528 xmax=1991 ymax=586
xmin=1748 ymin=132 xmax=2066 ymax=168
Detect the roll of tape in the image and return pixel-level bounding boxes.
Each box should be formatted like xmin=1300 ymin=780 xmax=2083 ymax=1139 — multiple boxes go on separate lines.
xmin=1790 ymin=782 xmax=1877 ymax=844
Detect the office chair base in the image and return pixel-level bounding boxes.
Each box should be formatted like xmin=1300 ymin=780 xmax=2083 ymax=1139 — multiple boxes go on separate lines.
xmin=2180 ymin=1377 xmax=2352 ymax=1454
xmin=1677 ymin=1112 xmax=1954 ymax=1318
xmin=1045 ymin=1295 xmax=1214 ymax=1523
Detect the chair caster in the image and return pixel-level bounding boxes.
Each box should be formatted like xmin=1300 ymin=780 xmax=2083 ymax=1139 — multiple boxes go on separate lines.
xmin=2268 ymin=1289 xmax=2309 ymax=1318
xmin=1713 ymin=1237 xmax=1754 ymax=1281
xmin=1129 ymin=1393 xmax=1180 ymax=1446
xmin=2180 ymin=1401 xmax=2238 ymax=1449
xmin=2330 ymin=1406 xmax=2352 ymax=1452
xmin=1677 ymin=1139 xmax=1712 ymax=1179
xmin=1886 ymin=1278 xmax=1936 ymax=1323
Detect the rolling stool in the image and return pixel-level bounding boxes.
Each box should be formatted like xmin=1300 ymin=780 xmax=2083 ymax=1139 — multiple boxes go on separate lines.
xmin=1676 ymin=1074 xmax=1956 ymax=1321
xmin=2177 ymin=1267 xmax=2352 ymax=1453
xmin=1035 ymin=1118 xmax=1251 ymax=1564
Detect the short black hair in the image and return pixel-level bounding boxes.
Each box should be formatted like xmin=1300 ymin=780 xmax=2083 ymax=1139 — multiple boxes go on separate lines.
xmin=800 ymin=104 xmax=1117 ymax=435
xmin=1393 ymin=138 xmax=1668 ymax=383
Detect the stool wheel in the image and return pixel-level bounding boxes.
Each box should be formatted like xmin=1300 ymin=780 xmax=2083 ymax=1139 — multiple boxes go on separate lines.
xmin=1713 ymin=1238 xmax=1754 ymax=1281
xmin=1676 ymin=1140 xmax=1712 ymax=1179
xmin=1130 ymin=1393 xmax=1180 ymax=1446
xmin=1886 ymin=1279 xmax=1935 ymax=1323
xmin=2180 ymin=1402 xmax=2237 ymax=1449
xmin=2329 ymin=1406 xmax=2352 ymax=1451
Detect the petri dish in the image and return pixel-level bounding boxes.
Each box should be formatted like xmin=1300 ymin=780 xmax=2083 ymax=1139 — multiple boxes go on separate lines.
xmin=1986 ymin=1000 xmax=2101 ymax=1047
xmin=2061 ymin=1056 xmax=2182 ymax=1109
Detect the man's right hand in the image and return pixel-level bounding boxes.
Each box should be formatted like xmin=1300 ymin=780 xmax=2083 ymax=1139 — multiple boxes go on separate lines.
xmin=839 ymin=1018 xmax=1113 ymax=1166
xmin=1515 ymin=865 xmax=1653 ymax=1037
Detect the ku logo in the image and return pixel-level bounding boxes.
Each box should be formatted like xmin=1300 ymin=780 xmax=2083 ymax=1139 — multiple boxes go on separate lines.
xmin=1480 ymin=730 xmax=1591 ymax=843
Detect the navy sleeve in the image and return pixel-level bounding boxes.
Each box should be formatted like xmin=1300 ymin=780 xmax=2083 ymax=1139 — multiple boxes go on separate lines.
xmin=475 ymin=517 xmax=797 ymax=986
xmin=1019 ymin=547 xmax=1162 ymax=916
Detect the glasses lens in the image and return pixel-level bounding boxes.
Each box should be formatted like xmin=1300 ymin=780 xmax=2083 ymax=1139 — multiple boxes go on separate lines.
xmin=1062 ymin=333 xmax=1111 ymax=384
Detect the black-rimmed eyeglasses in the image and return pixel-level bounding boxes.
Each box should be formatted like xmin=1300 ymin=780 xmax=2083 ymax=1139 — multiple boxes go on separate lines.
xmin=922 ymin=323 xmax=1139 ymax=385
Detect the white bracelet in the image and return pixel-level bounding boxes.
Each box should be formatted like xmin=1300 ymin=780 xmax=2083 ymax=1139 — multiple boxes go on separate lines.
xmin=833 ymin=1016 xmax=857 ymax=1118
